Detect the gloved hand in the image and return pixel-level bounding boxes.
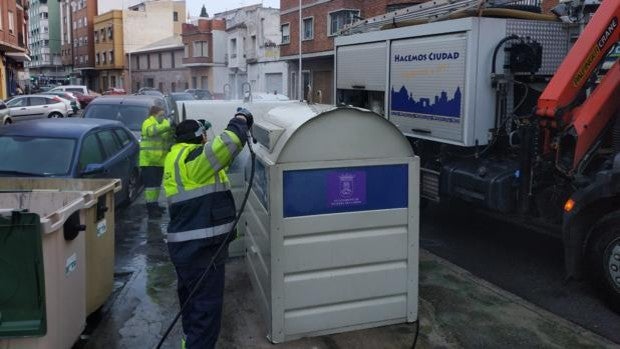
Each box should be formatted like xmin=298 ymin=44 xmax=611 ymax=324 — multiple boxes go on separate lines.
xmin=235 ymin=107 xmax=254 ymax=128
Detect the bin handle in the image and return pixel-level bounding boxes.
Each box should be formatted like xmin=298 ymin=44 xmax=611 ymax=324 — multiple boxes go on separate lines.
xmin=82 ymin=192 xmax=97 ymax=208
xmin=45 ymin=196 xmax=86 ymax=233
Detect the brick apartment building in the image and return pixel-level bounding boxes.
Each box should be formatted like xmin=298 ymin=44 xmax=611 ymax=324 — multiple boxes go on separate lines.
xmin=60 ymin=0 xmax=97 ymax=88
xmin=0 ymin=0 xmax=29 ymax=98
xmin=181 ymin=17 xmax=228 ymax=93
xmin=280 ymin=0 xmax=420 ymax=103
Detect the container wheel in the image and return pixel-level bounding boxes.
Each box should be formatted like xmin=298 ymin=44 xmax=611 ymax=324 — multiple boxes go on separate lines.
xmin=588 ymin=211 xmax=620 ymax=313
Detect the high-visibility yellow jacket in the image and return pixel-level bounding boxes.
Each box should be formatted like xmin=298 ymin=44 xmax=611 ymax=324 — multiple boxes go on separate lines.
xmin=163 ymin=118 xmax=247 ymax=266
xmin=139 ymin=115 xmax=172 ymax=167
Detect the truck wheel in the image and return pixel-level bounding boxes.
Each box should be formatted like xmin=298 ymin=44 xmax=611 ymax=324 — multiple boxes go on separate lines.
xmin=588 ymin=211 xmax=620 ymax=313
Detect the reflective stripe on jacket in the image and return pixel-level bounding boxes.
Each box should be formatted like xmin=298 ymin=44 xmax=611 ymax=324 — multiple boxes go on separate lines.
xmin=140 ymin=115 xmax=172 ymax=167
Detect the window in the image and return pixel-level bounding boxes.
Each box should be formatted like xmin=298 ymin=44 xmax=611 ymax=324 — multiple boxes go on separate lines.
xmin=114 ymin=129 xmax=131 ymax=147
xmin=158 ymin=82 xmax=163 ymax=92
xmin=147 ymin=55 xmax=150 ymax=69
xmin=79 ymin=134 xmax=104 ymax=170
xmin=6 ymin=97 xmax=25 ymax=107
xmin=146 ymin=78 xmax=154 ymax=87
xmin=158 ymin=53 xmax=162 ymax=68
xmin=251 ymin=35 xmax=256 ymax=52
xmin=0 ymin=5 xmax=3 ymax=30
xmin=107 ymin=26 xmax=113 ymax=39
xmin=173 ymin=11 xmax=179 ymax=22
xmin=73 ymin=21 xmax=76 ymax=30
xmin=97 ymin=131 xmax=122 ymax=159
xmin=109 ymin=51 xmax=114 ymax=64
xmin=193 ymin=41 xmax=207 ymax=57
xmin=102 ymin=52 xmax=106 ymax=63
xmin=328 ymin=9 xmax=359 ymax=36
xmin=94 ymin=31 xmax=98 ymax=43
xmin=8 ymin=11 xmax=14 ymax=35
xmin=136 ymin=55 xmax=140 ymax=70
xmin=230 ymin=38 xmax=237 ymax=58
xmin=171 ymin=52 xmax=176 ymax=68
xmin=41 ymin=12 xmax=48 ymax=19
xmin=184 ymin=44 xmax=189 ymax=58
xmin=303 ymin=17 xmax=313 ymax=40
xmin=101 ymin=29 xmax=105 ymax=41
xmin=171 ymin=82 xmax=176 ymax=92
xmin=281 ymin=23 xmax=290 ymax=44
xmin=84 ymin=17 xmax=87 ymax=27
xmin=95 ymin=53 xmax=99 ymax=64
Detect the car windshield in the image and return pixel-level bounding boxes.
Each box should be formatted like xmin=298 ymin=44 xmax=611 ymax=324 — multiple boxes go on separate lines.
xmin=84 ymin=104 xmax=149 ymax=131
xmin=0 ymin=136 xmax=76 ymax=176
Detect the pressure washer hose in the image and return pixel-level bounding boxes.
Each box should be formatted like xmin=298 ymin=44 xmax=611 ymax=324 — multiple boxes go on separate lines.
xmin=155 ymin=130 xmax=257 ymax=349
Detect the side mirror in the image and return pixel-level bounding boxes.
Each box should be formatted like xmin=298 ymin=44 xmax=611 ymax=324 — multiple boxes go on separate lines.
xmin=81 ymin=163 xmax=105 ymax=176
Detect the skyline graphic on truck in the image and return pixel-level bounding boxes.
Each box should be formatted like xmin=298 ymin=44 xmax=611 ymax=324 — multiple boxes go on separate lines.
xmin=391 ymin=85 xmax=462 ymax=120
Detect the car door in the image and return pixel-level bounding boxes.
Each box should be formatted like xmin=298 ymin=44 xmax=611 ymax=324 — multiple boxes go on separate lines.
xmin=26 ymin=96 xmax=49 ymax=119
xmin=96 ymin=129 xmax=129 ymax=202
xmin=96 ymin=128 xmax=126 ymax=178
xmin=78 ymin=132 xmax=106 ymax=178
xmin=6 ymin=97 xmax=29 ymax=121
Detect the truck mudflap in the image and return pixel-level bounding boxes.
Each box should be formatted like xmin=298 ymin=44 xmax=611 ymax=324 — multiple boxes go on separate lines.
xmin=562 ymin=156 xmax=620 ymax=279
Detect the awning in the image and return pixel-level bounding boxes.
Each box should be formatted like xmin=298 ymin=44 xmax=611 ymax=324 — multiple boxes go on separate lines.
xmin=5 ymin=52 xmax=31 ymax=62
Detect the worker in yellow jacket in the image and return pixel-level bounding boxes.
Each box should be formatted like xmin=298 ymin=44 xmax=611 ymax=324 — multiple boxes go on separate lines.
xmin=140 ymin=105 xmax=172 ymax=217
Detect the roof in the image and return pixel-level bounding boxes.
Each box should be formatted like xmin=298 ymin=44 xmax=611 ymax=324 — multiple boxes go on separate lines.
xmin=88 ymin=95 xmax=162 ymax=106
xmin=130 ymin=35 xmax=183 ymax=54
xmin=0 ymin=118 xmax=123 ymax=138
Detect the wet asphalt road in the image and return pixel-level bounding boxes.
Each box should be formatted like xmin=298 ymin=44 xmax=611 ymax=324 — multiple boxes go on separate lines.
xmin=420 ymin=203 xmax=620 ymax=344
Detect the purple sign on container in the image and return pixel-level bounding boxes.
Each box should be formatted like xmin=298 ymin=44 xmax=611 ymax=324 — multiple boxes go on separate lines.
xmin=327 ymin=171 xmax=366 ymax=208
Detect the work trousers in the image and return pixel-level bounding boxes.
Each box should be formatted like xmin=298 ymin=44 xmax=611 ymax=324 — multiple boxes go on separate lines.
xmin=141 ymin=166 xmax=164 ymax=206
xmin=175 ymin=261 xmax=226 ymax=349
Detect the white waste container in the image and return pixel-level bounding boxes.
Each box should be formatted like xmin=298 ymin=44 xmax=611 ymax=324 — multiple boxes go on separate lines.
xmin=243 ymin=104 xmax=420 ymax=343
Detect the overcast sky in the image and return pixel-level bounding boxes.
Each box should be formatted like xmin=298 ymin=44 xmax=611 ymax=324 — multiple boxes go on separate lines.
xmin=186 ymin=0 xmax=280 ymax=17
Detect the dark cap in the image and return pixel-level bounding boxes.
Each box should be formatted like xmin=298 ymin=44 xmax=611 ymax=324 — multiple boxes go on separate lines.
xmin=175 ymin=119 xmax=212 ymax=143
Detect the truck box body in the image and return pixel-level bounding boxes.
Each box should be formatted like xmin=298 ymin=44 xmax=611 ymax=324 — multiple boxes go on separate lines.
xmin=335 ymin=17 xmax=569 ymax=146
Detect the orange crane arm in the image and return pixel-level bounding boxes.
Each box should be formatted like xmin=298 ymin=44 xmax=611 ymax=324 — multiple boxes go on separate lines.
xmin=556 ymin=62 xmax=620 ymax=174
xmin=536 ymin=0 xmax=620 ymax=121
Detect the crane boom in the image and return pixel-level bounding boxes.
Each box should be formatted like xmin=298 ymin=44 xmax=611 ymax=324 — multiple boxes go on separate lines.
xmin=536 ymin=0 xmax=620 ymax=120
xmin=536 ymin=0 xmax=620 ymax=175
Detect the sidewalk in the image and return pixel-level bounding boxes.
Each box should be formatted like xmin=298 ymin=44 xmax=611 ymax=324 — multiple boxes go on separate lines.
xmin=84 ymin=205 xmax=616 ymax=349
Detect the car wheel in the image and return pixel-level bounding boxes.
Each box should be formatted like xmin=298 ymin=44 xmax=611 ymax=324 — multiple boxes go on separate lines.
xmin=3 ymin=118 xmax=12 ymax=125
xmin=588 ymin=211 xmax=620 ymax=313
xmin=48 ymin=112 xmax=63 ymax=118
xmin=124 ymin=168 xmax=141 ymax=205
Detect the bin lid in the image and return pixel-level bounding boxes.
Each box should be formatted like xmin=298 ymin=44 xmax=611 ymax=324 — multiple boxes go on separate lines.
xmin=0 ymin=211 xmax=47 ymax=338
xmin=253 ymin=103 xmax=414 ymax=164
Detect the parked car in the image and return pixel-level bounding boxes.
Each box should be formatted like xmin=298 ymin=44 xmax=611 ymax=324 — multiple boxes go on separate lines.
xmin=83 ymin=95 xmax=173 ymax=140
xmin=0 ymin=101 xmax=9 ymax=125
xmin=39 ymin=91 xmax=79 ymax=115
xmin=137 ymin=87 xmax=164 ymax=97
xmin=50 ymin=85 xmax=100 ymax=107
xmin=165 ymin=92 xmax=194 ymax=118
xmin=185 ymin=88 xmax=213 ymax=100
xmin=4 ymin=95 xmax=69 ymax=123
xmin=103 ymin=88 xmax=127 ymax=95
xmin=0 ymin=118 xmax=141 ymax=205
